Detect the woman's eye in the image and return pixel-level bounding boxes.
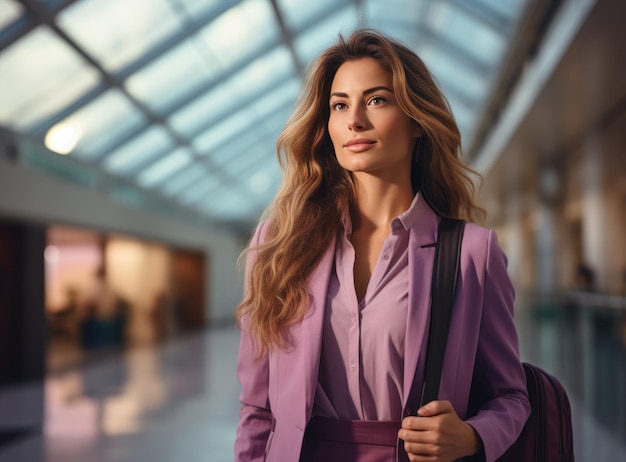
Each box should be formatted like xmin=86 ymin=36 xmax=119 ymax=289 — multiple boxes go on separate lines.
xmin=332 ymin=102 xmax=347 ymax=110
xmin=369 ymin=96 xmax=385 ymax=105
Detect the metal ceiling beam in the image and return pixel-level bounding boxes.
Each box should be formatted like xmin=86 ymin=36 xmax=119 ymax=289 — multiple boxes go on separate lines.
xmin=466 ymin=0 xmax=565 ymax=161
xmin=269 ymin=0 xmax=305 ymax=76
xmin=449 ymin=0 xmax=510 ymax=37
xmin=0 ymin=15 xmax=35 ymax=53
xmin=0 ymin=0 xmax=80 ymax=53
xmin=354 ymin=0 xmax=365 ymax=28
xmin=40 ymin=0 xmax=82 ymax=14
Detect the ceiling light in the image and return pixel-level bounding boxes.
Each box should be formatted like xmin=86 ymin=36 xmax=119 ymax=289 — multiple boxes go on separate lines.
xmin=44 ymin=122 xmax=83 ymax=155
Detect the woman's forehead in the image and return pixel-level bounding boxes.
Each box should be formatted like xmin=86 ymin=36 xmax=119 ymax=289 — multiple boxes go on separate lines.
xmin=330 ymin=58 xmax=393 ymax=94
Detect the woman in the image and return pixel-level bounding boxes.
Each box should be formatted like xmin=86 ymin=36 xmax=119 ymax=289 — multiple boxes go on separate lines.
xmin=234 ymin=30 xmax=530 ymax=462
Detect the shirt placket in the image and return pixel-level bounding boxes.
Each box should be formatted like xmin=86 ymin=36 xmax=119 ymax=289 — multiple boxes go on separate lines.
xmin=340 ymin=231 xmax=362 ymax=416
xmin=366 ymin=218 xmax=402 ymax=295
xmin=354 ymin=219 xmax=403 ymax=417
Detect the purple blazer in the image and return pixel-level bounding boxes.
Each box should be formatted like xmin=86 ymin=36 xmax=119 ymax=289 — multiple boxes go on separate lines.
xmin=235 ymin=198 xmax=530 ymax=461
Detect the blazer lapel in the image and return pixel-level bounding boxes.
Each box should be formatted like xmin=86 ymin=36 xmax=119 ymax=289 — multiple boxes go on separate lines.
xmin=403 ymin=197 xmax=440 ymax=408
xmin=300 ymin=234 xmax=337 ymax=418
xmin=267 ymin=236 xmax=336 ymax=462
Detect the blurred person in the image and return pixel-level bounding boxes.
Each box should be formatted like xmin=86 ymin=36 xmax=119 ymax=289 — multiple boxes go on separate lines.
xmin=57 ymin=286 xmax=81 ymax=339
xmin=575 ymin=262 xmax=596 ymax=292
xmin=234 ymin=30 xmax=530 ymax=462
xmin=84 ymin=267 xmax=119 ymax=320
xmin=81 ymin=266 xmax=126 ymax=349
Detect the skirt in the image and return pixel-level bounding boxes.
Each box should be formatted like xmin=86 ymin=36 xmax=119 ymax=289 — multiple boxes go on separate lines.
xmin=299 ymin=416 xmax=401 ymax=462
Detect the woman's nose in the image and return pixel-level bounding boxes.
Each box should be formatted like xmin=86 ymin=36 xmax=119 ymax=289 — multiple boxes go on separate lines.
xmin=347 ymin=107 xmax=366 ymax=131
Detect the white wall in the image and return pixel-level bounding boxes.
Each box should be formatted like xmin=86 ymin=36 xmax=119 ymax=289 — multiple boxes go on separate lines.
xmin=0 ymin=158 xmax=245 ymax=323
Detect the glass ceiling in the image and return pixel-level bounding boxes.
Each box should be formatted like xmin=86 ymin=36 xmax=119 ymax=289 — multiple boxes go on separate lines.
xmin=0 ymin=0 xmax=529 ymax=232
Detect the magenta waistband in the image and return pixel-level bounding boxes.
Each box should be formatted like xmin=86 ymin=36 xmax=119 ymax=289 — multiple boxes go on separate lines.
xmin=305 ymin=416 xmax=401 ymax=447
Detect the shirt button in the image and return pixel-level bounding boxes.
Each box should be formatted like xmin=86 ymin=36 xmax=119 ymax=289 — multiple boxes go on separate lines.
xmin=383 ymin=254 xmax=390 ymax=260
xmin=392 ymin=220 xmax=400 ymax=229
xmin=350 ymin=364 xmax=356 ymax=372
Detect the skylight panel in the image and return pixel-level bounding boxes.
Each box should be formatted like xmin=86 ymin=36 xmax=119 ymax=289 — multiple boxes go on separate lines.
xmin=244 ymin=77 xmax=300 ymax=120
xmin=160 ymin=164 xmax=205 ymax=197
xmin=208 ymin=105 xmax=290 ymax=169
xmin=464 ymin=0 xmax=529 ymax=28
xmin=168 ymin=45 xmax=295 ymax=138
xmin=420 ymin=47 xmax=487 ymax=103
xmin=192 ymin=80 xmax=299 ymax=155
xmin=199 ymin=188 xmax=255 ymax=221
xmin=247 ymin=161 xmax=281 ymax=197
xmin=221 ymin=148 xmax=274 ymax=177
xmin=196 ymin=0 xmax=280 ymax=71
xmin=277 ymin=0 xmax=349 ymax=32
xmin=194 ymin=110 xmax=255 ymax=155
xmin=447 ymin=97 xmax=474 ymax=138
xmin=428 ymin=2 xmax=505 ymax=67
xmin=58 ymin=0 xmax=183 ymax=72
xmin=225 ymin=45 xmax=296 ymax=100
xmin=103 ymin=125 xmax=175 ymax=176
xmin=125 ymin=39 xmax=220 ymax=115
xmin=178 ymin=176 xmax=221 ymax=205
xmin=0 ymin=26 xmax=99 ymax=131
xmin=174 ymin=0 xmax=232 ymax=18
xmin=211 ymin=124 xmax=278 ymax=170
xmin=294 ymin=4 xmax=358 ymax=64
xmin=55 ymin=89 xmax=148 ymax=161
xmin=137 ymin=147 xmax=193 ymax=187
xmin=208 ymin=131 xmax=268 ymax=169
xmin=365 ymin=0 xmax=428 ymax=28
xmin=167 ymin=76 xmax=241 ymax=138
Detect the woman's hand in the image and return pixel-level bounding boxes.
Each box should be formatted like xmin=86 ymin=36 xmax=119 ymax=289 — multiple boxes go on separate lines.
xmin=398 ymin=400 xmax=481 ymax=461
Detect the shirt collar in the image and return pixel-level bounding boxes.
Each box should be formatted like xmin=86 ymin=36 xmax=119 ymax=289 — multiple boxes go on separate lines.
xmin=339 ymin=193 xmax=421 ymax=236
xmin=396 ymin=192 xmax=421 ymax=231
xmin=340 ymin=205 xmax=352 ymax=237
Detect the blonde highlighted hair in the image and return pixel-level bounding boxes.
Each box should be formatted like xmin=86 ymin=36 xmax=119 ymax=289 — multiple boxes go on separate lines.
xmin=236 ymin=30 xmax=483 ymax=354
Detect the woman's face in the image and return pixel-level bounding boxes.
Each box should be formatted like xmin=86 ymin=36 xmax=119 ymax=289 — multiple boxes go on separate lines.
xmin=328 ymin=57 xmax=420 ymax=180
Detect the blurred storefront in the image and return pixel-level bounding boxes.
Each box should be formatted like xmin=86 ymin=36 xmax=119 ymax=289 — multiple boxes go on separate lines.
xmin=44 ymin=224 xmax=206 ymax=371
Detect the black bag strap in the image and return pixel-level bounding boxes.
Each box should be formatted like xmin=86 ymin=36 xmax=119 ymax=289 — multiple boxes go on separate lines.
xmin=404 ymin=217 xmax=465 ymax=415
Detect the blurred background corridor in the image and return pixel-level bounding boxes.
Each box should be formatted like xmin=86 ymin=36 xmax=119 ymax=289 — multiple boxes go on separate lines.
xmin=0 ymin=0 xmax=624 ymax=460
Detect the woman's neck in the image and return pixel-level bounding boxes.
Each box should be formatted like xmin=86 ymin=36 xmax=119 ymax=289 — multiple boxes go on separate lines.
xmin=351 ymin=175 xmax=414 ymax=232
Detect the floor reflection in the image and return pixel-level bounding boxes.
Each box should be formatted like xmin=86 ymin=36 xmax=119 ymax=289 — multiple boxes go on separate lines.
xmin=517 ymin=291 xmax=626 ymax=461
xmin=44 ymin=327 xmax=240 ymax=462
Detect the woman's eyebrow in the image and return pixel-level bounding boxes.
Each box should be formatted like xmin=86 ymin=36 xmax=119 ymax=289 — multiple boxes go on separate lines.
xmin=330 ymin=85 xmax=394 ymax=98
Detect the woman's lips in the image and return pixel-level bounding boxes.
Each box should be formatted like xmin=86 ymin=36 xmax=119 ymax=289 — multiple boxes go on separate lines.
xmin=344 ymin=139 xmax=376 ymax=152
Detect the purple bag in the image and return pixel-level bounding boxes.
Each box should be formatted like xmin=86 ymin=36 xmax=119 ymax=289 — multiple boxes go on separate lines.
xmin=496 ymin=363 xmax=574 ymax=461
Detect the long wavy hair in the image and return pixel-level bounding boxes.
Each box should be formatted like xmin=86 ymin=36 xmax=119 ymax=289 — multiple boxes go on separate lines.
xmin=236 ymin=29 xmax=483 ymax=355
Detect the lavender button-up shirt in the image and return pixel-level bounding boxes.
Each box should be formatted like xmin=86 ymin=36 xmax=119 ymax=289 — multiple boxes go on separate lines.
xmin=314 ymin=194 xmax=421 ymax=421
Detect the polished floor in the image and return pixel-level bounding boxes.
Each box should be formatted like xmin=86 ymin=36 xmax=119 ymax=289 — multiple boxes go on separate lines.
xmin=2 ymin=299 xmax=626 ymax=462
xmin=44 ymin=327 xmax=241 ymax=462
